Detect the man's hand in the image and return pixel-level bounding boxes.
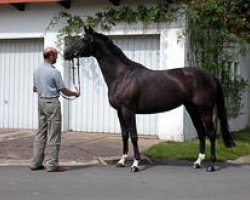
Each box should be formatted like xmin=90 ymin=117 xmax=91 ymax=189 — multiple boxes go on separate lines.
xmin=61 ymin=88 xmax=80 ymax=97
xmin=74 ymin=92 xmax=80 ymax=97
xmin=33 ymin=86 xmax=37 ymax=92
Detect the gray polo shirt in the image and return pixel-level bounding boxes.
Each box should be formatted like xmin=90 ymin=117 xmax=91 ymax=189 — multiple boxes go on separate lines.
xmin=33 ymin=63 xmax=65 ymax=98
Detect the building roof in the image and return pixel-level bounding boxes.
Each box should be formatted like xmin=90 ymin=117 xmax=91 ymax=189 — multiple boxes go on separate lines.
xmin=0 ymin=0 xmax=121 ymax=11
xmin=0 ymin=0 xmax=122 ymax=11
xmin=0 ymin=0 xmax=70 ymax=10
xmin=0 ymin=0 xmax=67 ymax=4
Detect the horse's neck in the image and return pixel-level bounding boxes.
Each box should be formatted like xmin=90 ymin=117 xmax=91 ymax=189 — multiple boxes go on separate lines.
xmin=95 ymin=52 xmax=126 ymax=88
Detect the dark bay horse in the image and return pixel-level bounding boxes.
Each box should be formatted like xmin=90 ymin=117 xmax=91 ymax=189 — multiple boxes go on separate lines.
xmin=64 ymin=27 xmax=235 ymax=172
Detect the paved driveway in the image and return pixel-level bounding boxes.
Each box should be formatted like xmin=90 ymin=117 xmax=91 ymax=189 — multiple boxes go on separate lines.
xmin=0 ymin=162 xmax=250 ymax=200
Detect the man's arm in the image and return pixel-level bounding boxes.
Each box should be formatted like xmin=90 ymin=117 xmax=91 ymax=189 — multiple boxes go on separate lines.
xmin=60 ymin=88 xmax=80 ymax=97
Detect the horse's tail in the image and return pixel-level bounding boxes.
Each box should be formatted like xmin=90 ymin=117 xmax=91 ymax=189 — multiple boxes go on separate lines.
xmin=215 ymin=78 xmax=235 ymax=148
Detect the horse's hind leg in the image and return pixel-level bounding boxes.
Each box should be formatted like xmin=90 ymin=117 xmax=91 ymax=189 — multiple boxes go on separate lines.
xmin=122 ymin=108 xmax=141 ymax=172
xmin=117 ymin=110 xmax=129 ymax=167
xmin=201 ymin=110 xmax=216 ymax=172
xmin=186 ymin=105 xmax=206 ymax=168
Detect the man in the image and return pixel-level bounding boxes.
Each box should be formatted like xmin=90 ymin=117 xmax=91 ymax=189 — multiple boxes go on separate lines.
xmin=31 ymin=47 xmax=80 ymax=172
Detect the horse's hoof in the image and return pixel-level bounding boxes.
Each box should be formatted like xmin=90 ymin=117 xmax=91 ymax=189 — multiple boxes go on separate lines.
xmin=193 ymin=164 xmax=201 ymax=169
xmin=131 ymin=166 xmax=139 ymax=172
xmin=116 ymin=163 xmax=126 ymax=168
xmin=206 ymin=165 xmax=215 ymax=172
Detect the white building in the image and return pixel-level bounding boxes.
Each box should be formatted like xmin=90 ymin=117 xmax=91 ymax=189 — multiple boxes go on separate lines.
xmin=0 ymin=0 xmax=249 ymax=141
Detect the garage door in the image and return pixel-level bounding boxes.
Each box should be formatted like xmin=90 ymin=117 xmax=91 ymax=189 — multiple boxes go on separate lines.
xmin=66 ymin=34 xmax=160 ymax=136
xmin=0 ymin=39 xmax=44 ymax=129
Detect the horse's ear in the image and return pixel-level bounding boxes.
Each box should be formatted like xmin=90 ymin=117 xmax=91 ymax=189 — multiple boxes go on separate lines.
xmin=88 ymin=26 xmax=95 ymax=35
xmin=84 ymin=25 xmax=89 ymax=34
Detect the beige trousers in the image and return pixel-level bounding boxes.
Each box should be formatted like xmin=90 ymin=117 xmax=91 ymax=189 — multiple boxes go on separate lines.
xmin=31 ymin=98 xmax=62 ymax=170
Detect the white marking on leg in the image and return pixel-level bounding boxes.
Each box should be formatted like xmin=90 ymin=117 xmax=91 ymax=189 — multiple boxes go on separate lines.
xmin=131 ymin=159 xmax=140 ymax=168
xmin=117 ymin=154 xmax=128 ymax=166
xmin=194 ymin=153 xmax=205 ymax=167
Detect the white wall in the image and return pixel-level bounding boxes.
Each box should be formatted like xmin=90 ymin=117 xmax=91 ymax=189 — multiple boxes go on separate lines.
xmin=0 ymin=39 xmax=43 ymax=129
xmin=230 ymin=49 xmax=250 ymax=131
xmin=158 ymin=28 xmax=186 ymax=141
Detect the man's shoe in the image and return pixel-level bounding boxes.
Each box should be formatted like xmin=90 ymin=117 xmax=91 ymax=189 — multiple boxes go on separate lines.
xmin=30 ymin=165 xmax=45 ymax=171
xmin=46 ymin=166 xmax=67 ymax=172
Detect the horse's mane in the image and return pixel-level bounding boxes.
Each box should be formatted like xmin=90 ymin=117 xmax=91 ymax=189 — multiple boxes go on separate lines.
xmin=95 ymin=32 xmax=146 ymax=70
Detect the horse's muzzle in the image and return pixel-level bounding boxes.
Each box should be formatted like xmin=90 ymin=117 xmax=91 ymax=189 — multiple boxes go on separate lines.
xmin=64 ymin=52 xmax=72 ymax=60
xmin=64 ymin=50 xmax=80 ymax=60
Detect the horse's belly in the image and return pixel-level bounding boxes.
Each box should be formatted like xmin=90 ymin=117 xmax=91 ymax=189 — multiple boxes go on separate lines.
xmin=136 ymin=99 xmax=183 ymax=114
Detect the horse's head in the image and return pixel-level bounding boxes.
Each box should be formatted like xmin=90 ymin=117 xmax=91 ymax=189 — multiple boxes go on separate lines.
xmin=64 ymin=26 xmax=95 ymax=60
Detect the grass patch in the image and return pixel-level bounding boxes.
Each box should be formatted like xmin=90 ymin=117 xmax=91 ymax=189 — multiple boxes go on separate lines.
xmin=143 ymin=129 xmax=250 ymax=161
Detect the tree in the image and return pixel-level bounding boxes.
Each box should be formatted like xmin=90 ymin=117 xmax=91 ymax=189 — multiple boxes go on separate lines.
xmin=185 ymin=0 xmax=249 ymax=117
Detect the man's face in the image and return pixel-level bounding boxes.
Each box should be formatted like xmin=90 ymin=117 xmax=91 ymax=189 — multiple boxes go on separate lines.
xmin=50 ymin=50 xmax=58 ymax=64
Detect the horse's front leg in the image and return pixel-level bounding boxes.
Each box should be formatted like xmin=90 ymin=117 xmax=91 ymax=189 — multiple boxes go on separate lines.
xmin=117 ymin=110 xmax=129 ymax=167
xmin=122 ymin=108 xmax=141 ymax=172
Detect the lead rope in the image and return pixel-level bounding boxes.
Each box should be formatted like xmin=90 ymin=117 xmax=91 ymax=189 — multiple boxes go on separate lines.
xmin=60 ymin=58 xmax=80 ymax=101
xmin=77 ymin=57 xmax=81 ymax=92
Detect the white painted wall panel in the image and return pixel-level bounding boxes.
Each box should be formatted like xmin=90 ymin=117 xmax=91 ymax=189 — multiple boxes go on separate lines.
xmin=0 ymin=39 xmax=43 ymax=129
xmin=67 ymin=35 xmax=160 ymax=135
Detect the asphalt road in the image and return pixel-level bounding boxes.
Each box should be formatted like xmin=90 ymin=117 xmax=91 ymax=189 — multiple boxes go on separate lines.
xmin=0 ymin=162 xmax=250 ymax=200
